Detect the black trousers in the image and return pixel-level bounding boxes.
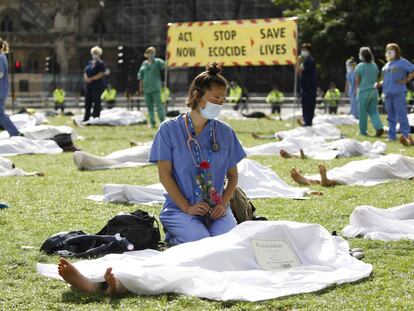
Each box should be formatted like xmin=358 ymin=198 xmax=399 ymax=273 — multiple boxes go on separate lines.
xmin=84 ymin=87 xmax=103 ymax=122
xmin=328 ymin=106 xmax=338 ymax=114
xmin=301 ymin=92 xmax=316 ymax=126
xmin=271 ymin=103 xmax=281 ymax=114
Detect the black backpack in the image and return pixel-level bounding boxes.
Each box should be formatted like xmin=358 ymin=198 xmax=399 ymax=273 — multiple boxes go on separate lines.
xmin=96 ymin=210 xmax=161 ymax=251
xmin=40 ymin=231 xmax=135 ymax=258
xmin=40 ymin=209 xmax=161 ymax=258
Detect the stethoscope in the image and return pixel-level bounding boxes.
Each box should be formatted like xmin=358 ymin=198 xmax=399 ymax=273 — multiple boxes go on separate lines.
xmin=185 ymin=112 xmax=219 ymax=167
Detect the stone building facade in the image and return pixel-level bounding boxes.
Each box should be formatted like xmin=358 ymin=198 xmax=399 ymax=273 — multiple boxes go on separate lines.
xmin=0 ymin=0 xmax=287 ymax=95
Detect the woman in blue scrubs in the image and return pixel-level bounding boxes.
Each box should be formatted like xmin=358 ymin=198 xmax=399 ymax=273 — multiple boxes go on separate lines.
xmin=345 ymin=57 xmax=358 ymax=119
xmin=377 ymin=43 xmax=414 ymax=146
xmin=149 ymin=62 xmax=246 ymax=245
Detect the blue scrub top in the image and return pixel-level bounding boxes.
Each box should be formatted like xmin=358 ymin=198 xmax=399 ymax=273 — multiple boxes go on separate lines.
xmin=382 ymin=58 xmax=414 ymax=96
xmin=84 ymin=59 xmax=106 ymax=91
xmin=346 ymin=71 xmax=356 ymax=97
xmin=301 ymin=56 xmax=317 ymax=95
xmin=149 ymin=114 xmax=246 ymax=212
xmin=0 ymin=53 xmax=9 ymax=98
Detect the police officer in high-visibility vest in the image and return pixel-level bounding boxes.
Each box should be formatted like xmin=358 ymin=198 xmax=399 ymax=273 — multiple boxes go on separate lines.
xmin=53 ymin=86 xmax=66 ymax=113
xmin=324 ymin=82 xmax=341 ymax=114
xmin=266 ymin=85 xmax=284 ymax=119
xmin=406 ymin=85 xmax=414 ymax=112
xmin=101 ymin=84 xmax=117 ymax=109
xmin=228 ymin=81 xmax=242 ymax=110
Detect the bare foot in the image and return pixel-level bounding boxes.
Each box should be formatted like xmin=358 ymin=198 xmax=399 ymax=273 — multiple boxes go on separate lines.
xmin=104 ymin=267 xmax=128 ymax=296
xmin=318 ymin=164 xmax=337 ymax=187
xmin=35 ymin=172 xmax=45 ymax=177
xmin=57 ymin=258 xmax=100 ymax=294
xmin=291 ymin=168 xmax=319 ymax=185
xmin=280 ymin=149 xmax=293 ymax=158
xmin=299 ymin=149 xmax=307 ymax=159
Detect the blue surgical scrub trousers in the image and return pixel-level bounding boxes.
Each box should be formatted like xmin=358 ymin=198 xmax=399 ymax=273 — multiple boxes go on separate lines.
xmin=0 ymin=96 xmax=20 ymax=136
xmin=384 ymin=92 xmax=410 ymax=139
xmin=160 ymin=206 xmax=237 ymax=245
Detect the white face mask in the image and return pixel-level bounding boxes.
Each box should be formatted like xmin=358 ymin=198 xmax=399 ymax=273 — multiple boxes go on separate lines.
xmin=200 ymin=99 xmax=223 ymax=119
xmin=300 ymin=50 xmax=309 ymax=58
xmin=148 ymin=52 xmax=156 ymax=60
xmin=386 ymin=50 xmax=396 ymax=61
xmin=359 ymin=54 xmax=365 ymax=62
xmin=91 ymin=54 xmax=99 ymax=60
xmin=346 ymin=65 xmax=354 ymax=73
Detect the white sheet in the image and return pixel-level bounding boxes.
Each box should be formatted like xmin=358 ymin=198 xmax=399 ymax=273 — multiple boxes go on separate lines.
xmin=9 ymin=112 xmax=47 ymax=129
xmin=37 ymin=221 xmax=372 ymax=301
xmin=0 ymin=136 xmax=62 ymax=156
xmin=313 ymin=114 xmax=358 ymax=126
xmin=246 ymin=137 xmax=386 ymax=160
xmin=19 ymin=125 xmax=77 ymax=141
xmin=87 ymin=159 xmax=309 ymax=204
xmin=306 ymin=154 xmax=414 ymax=186
xmin=73 ymin=108 xmax=146 ymax=126
xmin=342 ymin=202 xmax=414 ymax=241
xmin=0 ymin=156 xmax=37 ymax=176
xmin=73 ymin=143 xmax=152 ymax=170
xmin=217 ymin=110 xmax=245 ymax=120
xmin=275 ymin=123 xmax=341 ymax=140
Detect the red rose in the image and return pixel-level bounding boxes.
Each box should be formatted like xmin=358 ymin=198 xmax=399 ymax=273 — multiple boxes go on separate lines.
xmin=199 ymin=160 xmax=210 ymax=170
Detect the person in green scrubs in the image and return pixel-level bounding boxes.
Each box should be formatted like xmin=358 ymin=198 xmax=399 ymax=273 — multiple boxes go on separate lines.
xmin=138 ymin=46 xmax=166 ymax=128
xmin=355 ymin=47 xmax=384 ymax=137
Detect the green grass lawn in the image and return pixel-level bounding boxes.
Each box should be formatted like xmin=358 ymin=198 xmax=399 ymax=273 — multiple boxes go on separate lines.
xmin=1 ymin=114 xmax=414 ymax=310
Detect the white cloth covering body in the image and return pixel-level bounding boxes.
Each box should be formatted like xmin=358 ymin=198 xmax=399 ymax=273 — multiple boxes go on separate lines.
xmin=306 ymin=154 xmax=414 ymax=186
xmin=0 ymin=156 xmax=37 ymax=176
xmin=245 ymin=137 xmax=386 ymax=160
xmin=275 ymin=123 xmax=341 ymax=140
xmin=343 ymin=202 xmax=414 ymax=241
xmin=87 ymin=159 xmax=309 ymax=204
xmin=73 ymin=143 xmax=152 ymax=170
xmin=73 ymin=108 xmax=146 ymax=126
xmin=312 ymin=114 xmax=358 ymax=126
xmin=37 ymin=221 xmax=372 ymax=302
xmin=0 ymin=136 xmax=62 ymax=156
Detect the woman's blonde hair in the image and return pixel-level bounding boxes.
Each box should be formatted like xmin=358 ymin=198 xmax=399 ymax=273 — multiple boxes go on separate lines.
xmin=0 ymin=38 xmax=9 ymax=54
xmin=386 ymin=43 xmax=401 ymax=59
xmin=144 ymin=46 xmax=156 ymax=57
xmin=90 ymin=46 xmax=103 ymax=56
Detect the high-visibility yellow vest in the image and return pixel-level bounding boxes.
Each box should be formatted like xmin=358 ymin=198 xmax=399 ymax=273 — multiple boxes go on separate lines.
xmin=228 ymin=86 xmax=242 ymax=103
xmin=266 ymin=90 xmax=284 ymax=104
xmin=161 ymin=87 xmax=170 ymax=104
xmin=324 ymin=88 xmax=341 ymax=105
xmin=406 ymin=90 xmax=414 ymax=102
xmin=101 ymin=88 xmax=117 ymax=101
xmin=53 ymin=88 xmax=65 ymax=104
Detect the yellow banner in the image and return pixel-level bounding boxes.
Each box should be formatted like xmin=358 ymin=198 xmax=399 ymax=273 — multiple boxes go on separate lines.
xmin=166 ymin=17 xmax=298 ymax=68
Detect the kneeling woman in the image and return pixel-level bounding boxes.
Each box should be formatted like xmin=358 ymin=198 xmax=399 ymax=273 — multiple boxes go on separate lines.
xmin=150 ymin=62 xmax=246 ymax=245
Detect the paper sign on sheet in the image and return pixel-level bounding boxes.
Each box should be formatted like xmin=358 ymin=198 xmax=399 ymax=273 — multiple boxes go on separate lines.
xmin=167 ymin=17 xmax=298 ymax=68
xmin=252 ymin=239 xmax=301 ymax=270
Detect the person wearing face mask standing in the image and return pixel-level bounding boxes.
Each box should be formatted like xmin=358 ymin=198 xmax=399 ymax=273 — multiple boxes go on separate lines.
xmin=138 ymin=46 xmax=166 ymax=128
xmin=376 ymin=43 xmax=414 ymax=146
xmin=345 ymin=57 xmax=358 ymax=119
xmin=296 ymin=43 xmax=317 ymax=126
xmin=149 ymin=62 xmax=246 ymax=245
xmin=355 ymin=47 xmax=384 ymax=137
xmin=0 ymin=38 xmax=20 ymax=136
xmin=83 ymin=46 xmax=106 ymax=122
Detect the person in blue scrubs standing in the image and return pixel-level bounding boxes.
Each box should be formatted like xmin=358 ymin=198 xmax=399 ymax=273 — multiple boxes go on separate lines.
xmin=376 ymin=43 xmax=414 ymax=146
xmin=149 ymin=62 xmax=246 ymax=245
xmin=83 ymin=46 xmax=106 ymax=122
xmin=296 ymin=43 xmax=317 ymax=126
xmin=0 ymin=38 xmax=20 ymax=137
xmin=345 ymin=57 xmax=358 ymax=119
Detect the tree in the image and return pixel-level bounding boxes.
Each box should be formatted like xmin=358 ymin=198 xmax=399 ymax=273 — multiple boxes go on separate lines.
xmin=273 ymin=0 xmax=414 ymax=87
